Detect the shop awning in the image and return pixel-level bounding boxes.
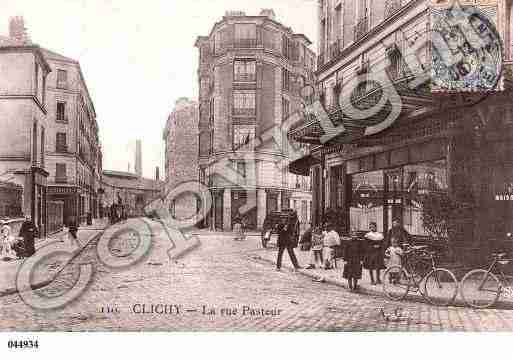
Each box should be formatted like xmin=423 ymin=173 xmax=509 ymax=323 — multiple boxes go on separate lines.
xmin=288 ymin=154 xmax=320 ymax=176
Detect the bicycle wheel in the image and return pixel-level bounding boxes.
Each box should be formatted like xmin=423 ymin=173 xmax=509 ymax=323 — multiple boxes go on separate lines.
xmin=460 ymin=269 xmax=501 ymax=309
xmin=383 ymin=266 xmax=411 ymax=301
xmin=423 ymin=268 xmax=458 ymax=306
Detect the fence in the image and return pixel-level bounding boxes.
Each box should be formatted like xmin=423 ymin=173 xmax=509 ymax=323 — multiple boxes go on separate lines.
xmin=47 ymin=200 xmax=64 ymax=234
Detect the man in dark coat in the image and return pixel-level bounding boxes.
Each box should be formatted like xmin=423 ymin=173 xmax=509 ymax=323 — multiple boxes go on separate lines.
xmin=385 ymin=218 xmax=410 ymax=249
xmin=276 ymin=222 xmax=301 ymax=271
xmin=17 ymin=215 xmax=38 ymax=258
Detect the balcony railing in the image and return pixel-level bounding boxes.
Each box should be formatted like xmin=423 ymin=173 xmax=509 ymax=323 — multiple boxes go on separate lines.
xmin=234 ymin=38 xmax=258 ymax=48
xmin=385 ymin=0 xmax=402 ymax=19
xmin=354 ymin=17 xmax=369 ymax=42
xmin=234 ymin=73 xmax=256 ymax=82
xmin=55 ymin=177 xmax=68 ymax=184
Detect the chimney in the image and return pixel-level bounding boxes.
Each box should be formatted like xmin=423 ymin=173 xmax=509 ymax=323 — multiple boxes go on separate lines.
xmin=155 ymin=166 xmax=160 ymax=181
xmin=259 ymin=9 xmax=276 ymax=20
xmin=9 ymin=16 xmax=31 ymax=44
xmin=135 ymin=140 xmax=142 ymax=177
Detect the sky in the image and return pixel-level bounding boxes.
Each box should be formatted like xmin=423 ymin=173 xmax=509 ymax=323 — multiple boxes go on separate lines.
xmin=0 ymin=0 xmax=318 ymax=179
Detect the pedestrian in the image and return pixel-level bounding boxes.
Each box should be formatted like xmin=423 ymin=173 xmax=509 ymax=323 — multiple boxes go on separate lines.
xmin=16 ymin=215 xmax=38 ymax=258
xmin=299 ymin=226 xmax=312 ymax=252
xmin=0 ymin=225 xmax=17 ymax=260
xmin=306 ymin=227 xmax=323 ymax=269
xmin=363 ymin=222 xmax=385 ymax=285
xmin=384 ymin=237 xmax=404 ymax=284
xmin=385 ymin=218 xmax=410 ymax=249
xmin=276 ymin=222 xmax=301 ymax=272
xmin=342 ymin=231 xmax=364 ymax=291
xmin=66 ymin=216 xmax=79 ymax=243
xmin=322 ymin=223 xmax=340 ymax=270
xmin=233 ymin=215 xmax=244 ymax=241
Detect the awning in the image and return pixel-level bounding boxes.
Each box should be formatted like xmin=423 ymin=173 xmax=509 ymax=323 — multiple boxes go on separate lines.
xmin=288 ymin=154 xmax=320 ymax=176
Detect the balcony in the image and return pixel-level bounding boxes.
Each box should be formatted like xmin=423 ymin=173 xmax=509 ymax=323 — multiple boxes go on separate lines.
xmin=385 ymin=0 xmax=402 ymax=19
xmin=55 ymin=177 xmax=68 ymax=184
xmin=234 ymin=73 xmax=256 ymax=82
xmin=234 ymin=38 xmax=258 ymax=48
xmin=354 ymin=17 xmax=369 ymax=42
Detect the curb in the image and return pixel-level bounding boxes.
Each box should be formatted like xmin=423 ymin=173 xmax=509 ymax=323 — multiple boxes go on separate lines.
xmin=0 ymin=228 xmax=106 ymax=298
xmin=247 ymin=252 xmax=513 ymax=309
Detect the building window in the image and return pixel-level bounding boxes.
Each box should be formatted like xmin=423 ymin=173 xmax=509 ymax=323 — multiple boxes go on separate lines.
xmin=233 ymin=90 xmax=256 ymax=116
xmin=57 ymin=69 xmax=68 ymax=89
xmin=56 ymin=163 xmax=67 ymax=183
xmin=56 ymin=132 xmax=67 ymax=153
xmin=234 ymin=24 xmax=257 ymax=47
xmin=199 ymin=168 xmax=206 ymax=185
xmin=40 ymin=126 xmax=45 ymax=168
xmin=32 ymin=122 xmax=37 ymax=165
xmin=282 ymin=68 xmax=291 ymax=91
xmin=56 ymin=102 xmax=67 ymax=122
xmin=234 ymin=60 xmax=256 ymax=82
xmin=236 ymin=161 xmax=247 ymax=183
xmin=233 ymin=126 xmax=255 ymax=150
xmin=282 ymin=97 xmax=290 ymax=121
xmin=35 ymin=63 xmax=39 ymax=98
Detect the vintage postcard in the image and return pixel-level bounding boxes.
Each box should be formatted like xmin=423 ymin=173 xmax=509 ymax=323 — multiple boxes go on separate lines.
xmin=1 ymin=0 xmax=513 ymax=342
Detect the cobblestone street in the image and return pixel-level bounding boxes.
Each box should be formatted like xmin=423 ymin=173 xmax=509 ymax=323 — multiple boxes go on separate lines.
xmin=1 ymin=219 xmax=513 ymax=332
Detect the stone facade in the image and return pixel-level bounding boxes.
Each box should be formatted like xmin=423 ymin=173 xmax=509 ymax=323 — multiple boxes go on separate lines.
xmin=195 ymin=9 xmax=315 ymax=230
xmin=0 ymin=20 xmax=52 ymax=234
xmin=42 ymin=48 xmax=102 ymax=225
xmin=288 ymin=0 xmax=513 ymax=264
xmin=102 ymin=170 xmax=162 ymax=218
xmin=163 ymin=98 xmax=200 ymax=220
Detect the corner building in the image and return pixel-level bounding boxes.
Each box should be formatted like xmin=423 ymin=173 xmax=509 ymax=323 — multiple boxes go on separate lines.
xmin=288 ymin=0 xmax=513 ymax=264
xmin=195 ymin=9 xmax=316 ymax=231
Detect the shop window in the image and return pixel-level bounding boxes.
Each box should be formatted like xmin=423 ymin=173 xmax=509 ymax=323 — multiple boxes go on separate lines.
xmin=350 ymin=170 xmax=385 ymax=233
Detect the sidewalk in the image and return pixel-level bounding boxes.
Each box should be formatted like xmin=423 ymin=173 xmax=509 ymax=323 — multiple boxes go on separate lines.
xmin=0 ymin=218 xmax=108 ymax=297
xmin=249 ymin=240 xmax=513 ymax=309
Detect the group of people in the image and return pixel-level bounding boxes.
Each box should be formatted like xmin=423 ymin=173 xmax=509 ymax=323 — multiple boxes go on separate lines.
xmin=297 ymin=219 xmax=410 ymax=291
xmin=1 ymin=215 xmax=80 ymax=262
xmin=0 ymin=216 xmax=38 ymax=261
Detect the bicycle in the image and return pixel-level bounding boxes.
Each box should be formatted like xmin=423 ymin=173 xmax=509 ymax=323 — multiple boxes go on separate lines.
xmin=459 ymin=252 xmax=513 ymax=309
xmin=382 ymin=245 xmax=458 ymax=306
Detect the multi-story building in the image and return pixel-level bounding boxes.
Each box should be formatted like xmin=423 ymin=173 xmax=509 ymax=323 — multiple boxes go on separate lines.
xmin=42 ymin=47 xmax=102 ymax=225
xmin=195 ymin=9 xmax=316 ymax=230
xmin=288 ymin=0 xmax=513 ymax=263
xmin=163 ymin=97 xmax=200 ymax=220
xmin=0 ymin=17 xmax=52 ymax=234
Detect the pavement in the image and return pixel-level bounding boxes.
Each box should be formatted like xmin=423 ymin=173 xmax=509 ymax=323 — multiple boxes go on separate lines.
xmin=247 ymin=237 xmax=513 ymax=309
xmin=2 ymin=221 xmax=513 ymax=331
xmin=0 ymin=219 xmax=108 ymax=297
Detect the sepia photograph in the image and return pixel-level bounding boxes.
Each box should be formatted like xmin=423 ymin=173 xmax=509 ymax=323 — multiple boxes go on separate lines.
xmin=1 ymin=0 xmax=513 ymax=353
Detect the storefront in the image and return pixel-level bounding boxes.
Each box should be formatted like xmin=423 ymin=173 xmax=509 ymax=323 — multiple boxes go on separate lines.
xmin=289 ymin=87 xmax=513 ymax=264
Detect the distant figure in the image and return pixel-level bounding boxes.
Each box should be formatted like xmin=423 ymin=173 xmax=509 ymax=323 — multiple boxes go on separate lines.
xmin=66 ymin=216 xmax=79 ymax=243
xmin=385 ymin=218 xmax=410 ymax=249
xmin=0 ymin=225 xmax=17 ymax=260
xmin=233 ymin=215 xmax=245 ymax=241
xmin=16 ymin=215 xmax=38 ymax=258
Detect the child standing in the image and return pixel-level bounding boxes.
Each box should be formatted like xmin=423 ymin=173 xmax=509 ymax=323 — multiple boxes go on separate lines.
xmin=384 ymin=237 xmax=404 ymax=284
xmin=343 ymin=231 xmax=364 ymax=291
xmin=306 ymin=227 xmax=324 ymax=269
